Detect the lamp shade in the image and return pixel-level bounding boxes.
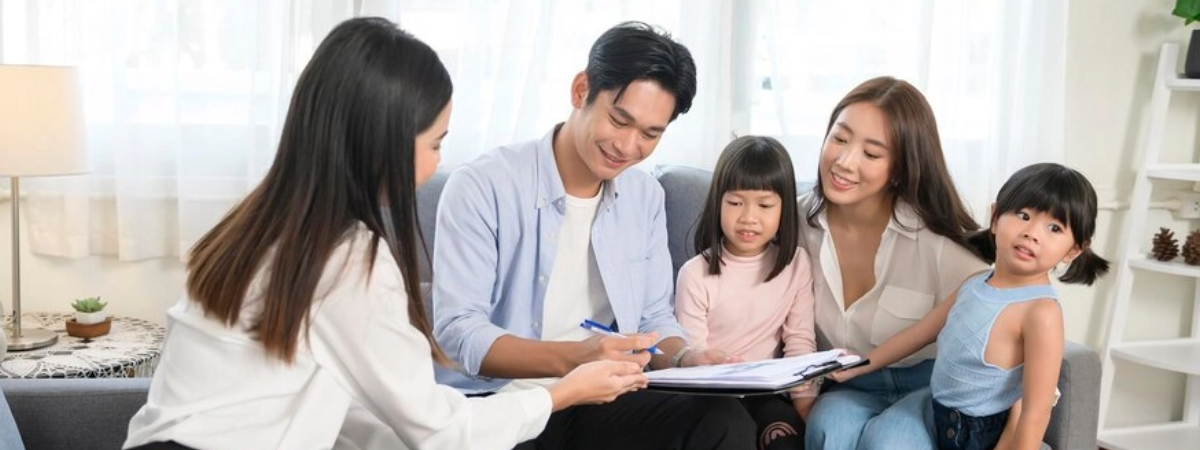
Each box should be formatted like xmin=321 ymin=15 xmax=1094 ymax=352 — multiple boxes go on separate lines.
xmin=0 ymin=64 xmax=88 ymax=176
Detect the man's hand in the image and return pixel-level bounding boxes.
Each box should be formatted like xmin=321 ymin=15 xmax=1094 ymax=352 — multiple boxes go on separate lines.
xmin=576 ymin=333 xmax=658 ymax=369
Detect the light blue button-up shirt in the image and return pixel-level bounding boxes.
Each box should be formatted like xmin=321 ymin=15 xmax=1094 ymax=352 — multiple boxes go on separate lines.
xmin=432 ymin=125 xmax=685 ymax=393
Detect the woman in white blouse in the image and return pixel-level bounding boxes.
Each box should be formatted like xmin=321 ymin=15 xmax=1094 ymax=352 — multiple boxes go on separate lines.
xmin=123 ymin=17 xmax=648 ymax=450
xmin=799 ymin=76 xmax=988 ymax=450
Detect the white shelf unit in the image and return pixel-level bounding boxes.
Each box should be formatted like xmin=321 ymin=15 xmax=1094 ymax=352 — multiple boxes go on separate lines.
xmin=1098 ymin=42 xmax=1200 ymax=450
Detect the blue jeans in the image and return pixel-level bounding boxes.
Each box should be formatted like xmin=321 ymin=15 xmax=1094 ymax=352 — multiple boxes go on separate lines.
xmin=932 ymin=399 xmax=1009 ymax=450
xmin=805 ymin=359 xmax=936 ymax=450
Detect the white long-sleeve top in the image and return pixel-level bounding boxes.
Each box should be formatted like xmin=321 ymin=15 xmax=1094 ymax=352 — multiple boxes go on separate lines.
xmin=124 ymin=224 xmax=551 ymax=450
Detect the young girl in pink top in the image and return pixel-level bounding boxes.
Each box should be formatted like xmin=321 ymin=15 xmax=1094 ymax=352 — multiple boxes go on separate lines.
xmin=676 ymin=135 xmax=816 ymax=450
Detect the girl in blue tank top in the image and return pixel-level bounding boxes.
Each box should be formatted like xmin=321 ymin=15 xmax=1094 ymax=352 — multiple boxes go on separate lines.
xmin=830 ymin=163 xmax=1109 ymax=450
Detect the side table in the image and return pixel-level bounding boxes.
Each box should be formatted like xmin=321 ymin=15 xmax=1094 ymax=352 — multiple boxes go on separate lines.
xmin=2 ymin=312 xmax=165 ymax=378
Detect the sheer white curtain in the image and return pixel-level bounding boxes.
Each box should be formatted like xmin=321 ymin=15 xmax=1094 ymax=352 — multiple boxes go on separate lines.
xmin=2 ymin=0 xmax=729 ymax=261
xmin=752 ymin=0 xmax=1068 ymax=219
xmin=2 ymin=0 xmax=1064 ymax=260
xmin=404 ymin=0 xmax=732 ymax=169
xmin=1 ymin=0 xmax=378 ymax=261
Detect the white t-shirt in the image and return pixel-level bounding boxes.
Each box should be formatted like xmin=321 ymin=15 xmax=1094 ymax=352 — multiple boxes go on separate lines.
xmin=124 ymin=224 xmax=551 ymax=450
xmin=504 ymin=190 xmax=614 ymax=392
xmin=541 ymin=189 xmax=613 ymax=342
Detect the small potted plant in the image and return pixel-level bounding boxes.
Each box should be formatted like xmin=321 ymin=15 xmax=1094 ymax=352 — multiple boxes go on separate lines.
xmin=1176 ymin=0 xmax=1200 ymax=77
xmin=67 ymin=296 xmax=111 ymax=338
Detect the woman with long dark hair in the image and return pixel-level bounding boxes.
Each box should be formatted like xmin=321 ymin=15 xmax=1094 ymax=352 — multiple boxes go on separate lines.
xmin=124 ymin=17 xmax=646 ymax=450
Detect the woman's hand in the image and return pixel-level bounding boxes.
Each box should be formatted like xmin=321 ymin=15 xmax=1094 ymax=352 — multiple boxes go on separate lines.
xmin=547 ymin=360 xmax=648 ymax=411
xmin=826 ymin=348 xmax=867 ymax=383
xmin=828 ymin=364 xmax=867 ymax=383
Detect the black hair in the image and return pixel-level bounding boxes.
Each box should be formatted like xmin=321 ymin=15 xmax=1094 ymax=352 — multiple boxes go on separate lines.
xmin=188 ymin=17 xmax=451 ymax=363
xmin=966 ymin=163 xmax=1110 ymax=285
xmin=693 ymin=136 xmax=800 ymax=282
xmin=584 ymin=21 xmax=697 ymax=122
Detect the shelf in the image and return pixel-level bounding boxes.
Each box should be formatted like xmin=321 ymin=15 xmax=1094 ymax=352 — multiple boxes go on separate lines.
xmin=1144 ymin=164 xmax=1200 ymax=181
xmin=1099 ymin=423 xmax=1200 ymax=450
xmin=1110 ymin=338 xmax=1200 ymax=375
xmin=1129 ymin=257 xmax=1200 ymax=277
xmin=1100 ymin=42 xmax=1200 ymax=448
xmin=1167 ymin=75 xmax=1200 ymax=92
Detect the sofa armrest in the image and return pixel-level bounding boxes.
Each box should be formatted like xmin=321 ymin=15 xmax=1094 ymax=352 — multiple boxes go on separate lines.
xmin=1044 ymin=340 xmax=1100 ymax=450
xmin=0 ymin=378 xmax=150 ymax=450
xmin=0 ymin=383 xmax=25 ymax=450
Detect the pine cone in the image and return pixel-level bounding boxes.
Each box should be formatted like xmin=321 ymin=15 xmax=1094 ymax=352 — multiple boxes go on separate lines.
xmin=1152 ymin=227 xmax=1180 ymax=261
xmin=1184 ymin=230 xmax=1200 ymax=265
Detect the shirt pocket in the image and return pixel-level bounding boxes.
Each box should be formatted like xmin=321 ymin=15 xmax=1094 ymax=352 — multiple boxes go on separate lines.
xmin=869 ymin=285 xmax=936 ymax=346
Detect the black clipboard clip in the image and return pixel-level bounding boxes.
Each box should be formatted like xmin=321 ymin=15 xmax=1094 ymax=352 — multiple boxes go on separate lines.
xmin=793 ymin=357 xmax=870 ymax=379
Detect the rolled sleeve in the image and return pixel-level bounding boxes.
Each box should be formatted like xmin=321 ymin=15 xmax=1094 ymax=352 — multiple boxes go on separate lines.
xmin=432 ymin=167 xmax=509 ymax=375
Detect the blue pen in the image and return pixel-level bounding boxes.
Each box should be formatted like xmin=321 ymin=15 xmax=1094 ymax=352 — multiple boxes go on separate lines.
xmin=579 ymin=319 xmax=664 ymax=355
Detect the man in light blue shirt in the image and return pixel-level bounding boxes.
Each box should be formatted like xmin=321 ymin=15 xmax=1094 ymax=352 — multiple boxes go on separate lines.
xmin=433 ymin=21 xmax=755 ymax=450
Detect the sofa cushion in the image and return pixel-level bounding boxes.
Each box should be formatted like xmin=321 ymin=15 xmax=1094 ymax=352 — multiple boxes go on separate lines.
xmin=416 ymin=171 xmax=451 ymax=282
xmin=653 ymin=165 xmax=712 ymax=278
xmin=0 ymin=384 xmax=26 ymax=450
xmin=1045 ymin=341 xmax=1101 ymax=450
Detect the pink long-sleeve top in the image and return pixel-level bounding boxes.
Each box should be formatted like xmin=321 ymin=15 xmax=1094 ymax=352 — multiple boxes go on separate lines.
xmin=675 ymin=245 xmax=817 ymax=396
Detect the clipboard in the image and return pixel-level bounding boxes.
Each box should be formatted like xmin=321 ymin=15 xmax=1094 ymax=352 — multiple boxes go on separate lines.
xmin=645 ymin=352 xmax=869 ymax=397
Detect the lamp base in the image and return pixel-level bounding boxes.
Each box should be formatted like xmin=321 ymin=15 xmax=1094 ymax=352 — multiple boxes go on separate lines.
xmin=7 ymin=328 xmax=59 ymax=351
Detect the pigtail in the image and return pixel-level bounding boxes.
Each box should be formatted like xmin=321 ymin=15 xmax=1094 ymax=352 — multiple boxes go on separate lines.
xmin=1058 ymin=247 xmax=1110 ymax=286
xmin=965 ymin=228 xmax=998 ymax=265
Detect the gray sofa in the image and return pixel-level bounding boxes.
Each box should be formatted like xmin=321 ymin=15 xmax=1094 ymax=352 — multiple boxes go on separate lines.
xmin=0 ymin=378 xmax=150 ymax=450
xmin=0 ymin=165 xmax=1101 ymax=450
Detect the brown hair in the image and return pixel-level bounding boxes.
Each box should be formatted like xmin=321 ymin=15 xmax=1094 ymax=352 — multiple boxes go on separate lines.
xmin=805 ymin=76 xmax=980 ymax=248
xmin=186 ymin=18 xmax=450 ymax=364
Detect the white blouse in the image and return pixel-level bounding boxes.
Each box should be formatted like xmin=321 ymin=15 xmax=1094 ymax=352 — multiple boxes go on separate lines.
xmin=798 ymin=194 xmax=989 ymax=367
xmin=124 ymin=224 xmax=551 ymax=450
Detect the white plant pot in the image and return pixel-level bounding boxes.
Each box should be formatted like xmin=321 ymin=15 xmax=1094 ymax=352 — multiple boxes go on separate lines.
xmin=74 ymin=311 xmax=108 ymax=325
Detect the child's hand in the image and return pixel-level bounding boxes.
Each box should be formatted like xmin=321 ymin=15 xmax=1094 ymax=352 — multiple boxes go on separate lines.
xmin=681 ymin=348 xmax=739 ymax=367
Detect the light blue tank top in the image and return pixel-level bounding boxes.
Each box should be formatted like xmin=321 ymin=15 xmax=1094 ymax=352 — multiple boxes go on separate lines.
xmin=930 ymin=270 xmax=1058 ymax=416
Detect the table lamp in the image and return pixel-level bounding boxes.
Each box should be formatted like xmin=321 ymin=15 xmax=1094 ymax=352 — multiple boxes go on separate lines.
xmin=0 ymin=65 xmax=88 ymax=351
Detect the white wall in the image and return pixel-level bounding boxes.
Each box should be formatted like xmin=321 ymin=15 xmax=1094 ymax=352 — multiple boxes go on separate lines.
xmin=0 ymin=202 xmax=185 ymax=324
xmin=0 ymin=0 xmax=1195 ymax=431
xmin=1063 ymin=0 xmax=1200 ymax=428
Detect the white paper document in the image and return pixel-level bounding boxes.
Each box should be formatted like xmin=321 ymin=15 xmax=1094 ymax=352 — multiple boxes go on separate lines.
xmin=645 ymin=349 xmax=865 ymax=392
